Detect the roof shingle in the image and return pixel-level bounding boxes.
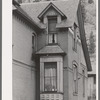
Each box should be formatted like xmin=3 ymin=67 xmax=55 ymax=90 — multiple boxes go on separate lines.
xmin=36 ymin=45 xmax=65 ymax=55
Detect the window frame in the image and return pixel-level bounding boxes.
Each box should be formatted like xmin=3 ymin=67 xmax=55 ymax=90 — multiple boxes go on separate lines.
xmin=40 ymin=56 xmax=63 ymax=93
xmin=73 ymin=63 xmax=78 ymax=95
xmin=82 ymin=69 xmax=85 ymax=97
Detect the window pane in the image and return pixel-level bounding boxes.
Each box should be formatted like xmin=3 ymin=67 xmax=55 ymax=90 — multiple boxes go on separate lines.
xmin=45 ymin=77 xmax=51 ymax=91
xmin=48 ymin=18 xmax=57 ymax=33
xmin=48 ymin=34 xmax=52 ymax=44
xmin=48 ymin=34 xmax=57 ymax=44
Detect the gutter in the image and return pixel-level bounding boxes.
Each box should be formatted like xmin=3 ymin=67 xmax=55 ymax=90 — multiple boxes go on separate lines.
xmin=77 ymin=2 xmax=92 ymax=71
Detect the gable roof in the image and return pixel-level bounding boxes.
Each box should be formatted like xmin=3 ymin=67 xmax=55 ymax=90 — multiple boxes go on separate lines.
xmin=20 ymin=0 xmax=79 ymax=28
xmin=38 ymin=2 xmax=67 ymax=20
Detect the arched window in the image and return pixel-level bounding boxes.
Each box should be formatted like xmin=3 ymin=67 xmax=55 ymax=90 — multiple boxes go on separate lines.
xmin=73 ymin=63 xmax=78 ymax=94
xmin=82 ymin=69 xmax=85 ymax=96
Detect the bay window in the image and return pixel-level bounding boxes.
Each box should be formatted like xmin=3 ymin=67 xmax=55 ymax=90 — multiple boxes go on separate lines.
xmin=40 ymin=56 xmax=63 ymax=93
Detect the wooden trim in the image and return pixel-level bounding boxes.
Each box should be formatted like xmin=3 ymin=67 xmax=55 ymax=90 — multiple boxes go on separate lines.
xmin=13 ymin=3 xmax=42 ymax=32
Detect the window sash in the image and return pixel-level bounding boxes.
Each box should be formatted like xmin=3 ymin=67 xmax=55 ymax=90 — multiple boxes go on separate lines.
xmin=44 ymin=62 xmax=57 ymax=92
xmin=48 ymin=17 xmax=57 ymax=33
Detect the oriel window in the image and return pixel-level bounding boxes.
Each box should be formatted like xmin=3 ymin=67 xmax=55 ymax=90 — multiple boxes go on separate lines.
xmin=48 ymin=17 xmax=57 ymax=44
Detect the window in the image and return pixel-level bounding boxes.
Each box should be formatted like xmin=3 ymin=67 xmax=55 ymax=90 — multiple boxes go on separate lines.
xmin=82 ymin=70 xmax=85 ymax=96
xmin=73 ymin=64 xmax=78 ymax=94
xmin=40 ymin=56 xmax=63 ymax=93
xmin=73 ymin=24 xmax=77 ymax=51
xmin=48 ymin=17 xmax=57 ymax=44
xmin=44 ymin=62 xmax=57 ymax=92
xmin=32 ymin=34 xmax=35 ymax=48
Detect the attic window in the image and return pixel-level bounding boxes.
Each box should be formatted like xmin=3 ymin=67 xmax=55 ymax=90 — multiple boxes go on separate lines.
xmin=48 ymin=17 xmax=57 ymax=33
xmin=48 ymin=16 xmax=57 ymax=44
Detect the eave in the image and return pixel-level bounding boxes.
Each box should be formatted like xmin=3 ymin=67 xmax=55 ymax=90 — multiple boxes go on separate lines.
xmin=36 ymin=45 xmax=66 ymax=56
xmin=13 ymin=0 xmax=42 ymax=32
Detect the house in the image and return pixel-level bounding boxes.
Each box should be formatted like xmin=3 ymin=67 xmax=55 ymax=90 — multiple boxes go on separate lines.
xmin=13 ymin=0 xmax=92 ymax=100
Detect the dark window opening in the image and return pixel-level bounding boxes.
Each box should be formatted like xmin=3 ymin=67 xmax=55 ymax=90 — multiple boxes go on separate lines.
xmin=83 ymin=70 xmax=85 ymax=97
xmin=73 ymin=64 xmax=78 ymax=94
xmin=73 ymin=24 xmax=77 ymax=51
xmin=32 ymin=35 xmax=35 ymax=48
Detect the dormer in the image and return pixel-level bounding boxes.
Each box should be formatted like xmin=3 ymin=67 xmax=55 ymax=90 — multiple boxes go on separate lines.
xmin=38 ymin=2 xmax=67 ymax=24
xmin=38 ymin=2 xmax=67 ymax=45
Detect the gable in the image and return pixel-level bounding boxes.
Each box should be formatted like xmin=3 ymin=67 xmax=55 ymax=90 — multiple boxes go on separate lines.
xmin=38 ymin=3 xmax=66 ymax=20
xmin=43 ymin=6 xmax=61 ymax=18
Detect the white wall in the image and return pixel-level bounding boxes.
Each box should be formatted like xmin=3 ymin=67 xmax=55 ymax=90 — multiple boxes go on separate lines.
xmin=13 ymin=61 xmax=36 ymax=100
xmin=13 ymin=15 xmax=37 ymax=100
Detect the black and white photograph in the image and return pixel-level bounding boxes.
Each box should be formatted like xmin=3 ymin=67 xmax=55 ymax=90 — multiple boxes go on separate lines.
xmin=3 ymin=0 xmax=97 ymax=100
